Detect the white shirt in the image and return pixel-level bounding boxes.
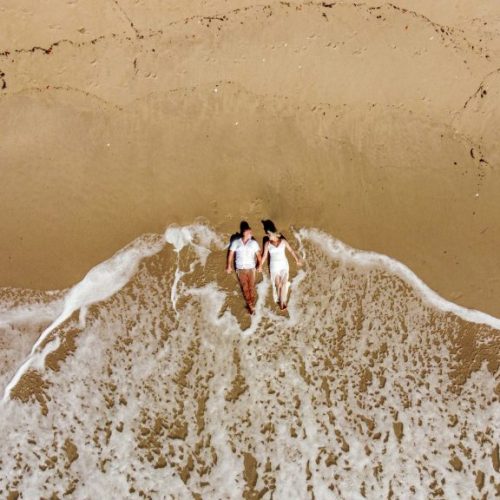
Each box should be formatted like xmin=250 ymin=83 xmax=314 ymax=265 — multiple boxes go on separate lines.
xmin=229 ymin=237 xmax=260 ymax=270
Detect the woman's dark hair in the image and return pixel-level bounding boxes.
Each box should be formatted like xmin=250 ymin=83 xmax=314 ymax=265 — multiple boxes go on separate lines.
xmin=261 ymin=219 xmax=277 ymax=233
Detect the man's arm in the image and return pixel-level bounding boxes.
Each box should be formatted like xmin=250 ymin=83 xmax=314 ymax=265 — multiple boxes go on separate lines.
xmin=226 ymin=250 xmax=235 ymax=273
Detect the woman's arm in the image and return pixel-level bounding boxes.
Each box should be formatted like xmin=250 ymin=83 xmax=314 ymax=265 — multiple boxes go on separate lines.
xmin=258 ymin=242 xmax=269 ymax=271
xmin=285 ymin=240 xmax=303 ymax=266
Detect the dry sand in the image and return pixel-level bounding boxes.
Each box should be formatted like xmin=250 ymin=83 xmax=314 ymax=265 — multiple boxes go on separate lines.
xmin=1 ymin=0 xmax=500 ymax=316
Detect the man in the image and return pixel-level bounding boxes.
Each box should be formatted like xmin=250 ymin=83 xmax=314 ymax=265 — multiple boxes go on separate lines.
xmin=226 ymin=221 xmax=262 ymax=314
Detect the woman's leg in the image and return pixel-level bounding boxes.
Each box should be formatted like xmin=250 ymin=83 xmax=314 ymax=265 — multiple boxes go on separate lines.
xmin=279 ymin=270 xmax=290 ymax=309
xmin=275 ymin=275 xmax=284 ymax=309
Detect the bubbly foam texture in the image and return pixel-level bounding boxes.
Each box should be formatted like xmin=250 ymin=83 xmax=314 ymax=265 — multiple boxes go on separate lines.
xmin=1 ymin=234 xmax=164 ymax=402
xmin=0 ymin=288 xmax=65 ymax=339
xmin=0 ymin=225 xmax=498 ymax=498
xmin=298 ymin=229 xmax=500 ymax=330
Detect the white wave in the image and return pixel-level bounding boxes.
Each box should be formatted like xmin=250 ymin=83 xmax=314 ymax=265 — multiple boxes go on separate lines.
xmin=0 ymin=298 xmax=64 ymax=329
xmin=164 ymin=223 xmax=225 ymax=264
xmin=0 ymin=224 xmax=498 ymax=498
xmin=1 ymin=234 xmax=165 ymax=402
xmin=2 ymin=223 xmax=498 ymax=405
xmin=298 ymin=228 xmax=500 ymax=330
xmin=165 ymin=224 xmax=225 ymax=313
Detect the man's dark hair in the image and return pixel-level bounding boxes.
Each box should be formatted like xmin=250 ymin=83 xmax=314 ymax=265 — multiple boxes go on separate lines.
xmin=240 ymin=220 xmax=251 ymax=233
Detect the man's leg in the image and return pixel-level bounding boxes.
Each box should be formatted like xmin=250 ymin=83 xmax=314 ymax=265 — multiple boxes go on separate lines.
xmin=237 ymin=270 xmax=256 ymax=311
xmin=237 ymin=270 xmax=250 ymax=308
xmin=247 ymin=269 xmax=256 ymax=308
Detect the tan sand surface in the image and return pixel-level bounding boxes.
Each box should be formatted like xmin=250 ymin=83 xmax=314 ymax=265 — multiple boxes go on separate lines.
xmin=1 ymin=233 xmax=498 ymax=497
xmin=1 ymin=0 xmax=500 ymax=316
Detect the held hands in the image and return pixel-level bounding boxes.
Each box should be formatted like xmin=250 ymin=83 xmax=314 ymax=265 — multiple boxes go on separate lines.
xmin=257 ymin=266 xmax=263 ymax=273
xmin=226 ymin=267 xmax=233 ymax=274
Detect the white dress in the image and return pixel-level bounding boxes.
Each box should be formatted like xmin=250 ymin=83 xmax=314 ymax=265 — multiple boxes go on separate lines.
xmin=268 ymin=240 xmax=290 ymax=303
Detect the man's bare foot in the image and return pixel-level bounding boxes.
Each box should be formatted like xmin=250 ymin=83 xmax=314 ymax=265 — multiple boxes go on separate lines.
xmin=280 ymin=303 xmax=287 ymax=311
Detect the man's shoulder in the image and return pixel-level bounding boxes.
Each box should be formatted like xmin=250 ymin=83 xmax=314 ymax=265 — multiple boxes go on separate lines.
xmin=230 ymin=237 xmax=260 ymax=251
xmin=229 ymin=237 xmax=242 ymax=250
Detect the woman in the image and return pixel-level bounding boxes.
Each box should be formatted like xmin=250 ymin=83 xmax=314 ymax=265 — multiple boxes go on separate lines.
xmin=258 ymin=229 xmax=302 ymax=310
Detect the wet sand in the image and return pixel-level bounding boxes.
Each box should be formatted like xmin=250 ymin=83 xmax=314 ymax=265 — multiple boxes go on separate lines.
xmin=1 ymin=1 xmax=500 ymax=316
xmin=1 ymin=229 xmax=498 ymax=497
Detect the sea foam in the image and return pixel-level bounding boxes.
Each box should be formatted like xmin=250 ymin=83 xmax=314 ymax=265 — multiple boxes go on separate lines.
xmin=0 ymin=224 xmax=498 ymax=499
xmin=1 ymin=234 xmax=165 ymax=402
xmin=298 ymin=228 xmax=500 ymax=330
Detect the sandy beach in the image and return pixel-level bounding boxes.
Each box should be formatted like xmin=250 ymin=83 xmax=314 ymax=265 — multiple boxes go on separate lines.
xmin=1 ymin=1 xmax=500 ymax=316
xmin=0 ymin=3 xmax=500 ymax=498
